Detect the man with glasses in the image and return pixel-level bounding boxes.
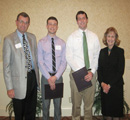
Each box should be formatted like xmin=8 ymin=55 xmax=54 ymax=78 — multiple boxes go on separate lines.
xmin=3 ymin=12 xmax=39 ymax=120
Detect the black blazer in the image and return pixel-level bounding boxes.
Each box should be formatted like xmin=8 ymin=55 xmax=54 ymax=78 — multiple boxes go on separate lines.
xmin=98 ymin=45 xmax=125 ymax=87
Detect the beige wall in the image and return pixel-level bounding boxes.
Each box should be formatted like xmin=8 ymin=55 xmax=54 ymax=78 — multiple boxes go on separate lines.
xmin=0 ymin=0 xmax=130 ymax=60
xmin=0 ymin=0 xmax=130 ymax=116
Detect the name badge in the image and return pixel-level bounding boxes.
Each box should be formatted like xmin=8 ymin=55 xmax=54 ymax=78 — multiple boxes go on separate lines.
xmin=56 ymin=45 xmax=61 ymax=50
xmin=15 ymin=43 xmax=22 ymax=49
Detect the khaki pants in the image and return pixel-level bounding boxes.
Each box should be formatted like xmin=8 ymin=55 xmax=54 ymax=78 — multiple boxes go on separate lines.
xmin=70 ymin=70 xmax=97 ymax=120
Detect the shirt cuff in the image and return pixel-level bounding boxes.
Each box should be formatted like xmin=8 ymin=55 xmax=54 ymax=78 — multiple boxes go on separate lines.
xmin=55 ymin=73 xmax=60 ymax=80
xmin=91 ymin=68 xmax=96 ymax=74
xmin=46 ymin=73 xmax=51 ymax=80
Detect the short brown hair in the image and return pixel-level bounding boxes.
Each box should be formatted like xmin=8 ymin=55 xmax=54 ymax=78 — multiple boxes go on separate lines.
xmin=76 ymin=10 xmax=88 ymax=21
xmin=47 ymin=16 xmax=58 ymax=25
xmin=102 ymin=27 xmax=120 ymax=46
xmin=16 ymin=12 xmax=30 ymax=23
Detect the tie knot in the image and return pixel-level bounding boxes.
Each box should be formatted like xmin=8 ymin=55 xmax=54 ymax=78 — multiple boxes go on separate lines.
xmin=83 ymin=31 xmax=85 ymax=35
xmin=23 ymin=34 xmax=27 ymax=44
xmin=22 ymin=34 xmax=25 ymax=38
xmin=52 ymin=38 xmax=54 ymax=41
xmin=52 ymin=38 xmax=54 ymax=44
xmin=22 ymin=34 xmax=26 ymax=41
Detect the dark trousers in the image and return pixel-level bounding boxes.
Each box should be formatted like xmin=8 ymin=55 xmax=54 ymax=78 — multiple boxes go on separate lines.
xmin=13 ymin=70 xmax=37 ymax=120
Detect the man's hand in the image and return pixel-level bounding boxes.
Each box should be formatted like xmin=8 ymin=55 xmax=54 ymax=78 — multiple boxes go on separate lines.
xmin=84 ymin=71 xmax=93 ymax=81
xmin=7 ymin=89 xmax=15 ymax=98
xmin=48 ymin=76 xmax=57 ymax=90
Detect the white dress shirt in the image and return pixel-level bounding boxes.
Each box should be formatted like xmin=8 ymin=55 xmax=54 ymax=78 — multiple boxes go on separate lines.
xmin=66 ymin=28 xmax=100 ymax=74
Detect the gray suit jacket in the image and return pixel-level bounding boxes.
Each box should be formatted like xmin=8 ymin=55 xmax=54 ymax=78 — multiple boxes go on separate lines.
xmin=3 ymin=30 xmax=39 ymax=99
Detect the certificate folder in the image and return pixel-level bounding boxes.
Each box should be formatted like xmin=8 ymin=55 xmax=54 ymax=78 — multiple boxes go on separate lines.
xmin=45 ymin=83 xmax=63 ymax=99
xmin=72 ymin=67 xmax=92 ymax=92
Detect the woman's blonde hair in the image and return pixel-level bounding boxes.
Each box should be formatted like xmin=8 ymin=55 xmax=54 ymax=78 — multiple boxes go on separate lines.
xmin=102 ymin=27 xmax=120 ymax=46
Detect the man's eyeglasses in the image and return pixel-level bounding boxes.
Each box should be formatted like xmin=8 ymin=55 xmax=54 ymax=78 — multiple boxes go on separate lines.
xmin=18 ymin=20 xmax=29 ymax=25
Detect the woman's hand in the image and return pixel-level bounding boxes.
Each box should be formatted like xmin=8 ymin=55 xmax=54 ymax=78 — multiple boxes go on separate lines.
xmin=101 ymin=82 xmax=111 ymax=94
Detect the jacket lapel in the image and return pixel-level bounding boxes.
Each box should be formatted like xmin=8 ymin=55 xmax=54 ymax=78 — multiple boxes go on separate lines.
xmin=27 ymin=34 xmax=35 ymax=62
xmin=14 ymin=31 xmax=25 ymax=56
xmin=27 ymin=35 xmax=33 ymax=52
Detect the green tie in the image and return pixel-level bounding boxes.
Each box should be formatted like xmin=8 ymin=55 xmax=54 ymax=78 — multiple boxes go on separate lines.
xmin=83 ymin=31 xmax=90 ymax=69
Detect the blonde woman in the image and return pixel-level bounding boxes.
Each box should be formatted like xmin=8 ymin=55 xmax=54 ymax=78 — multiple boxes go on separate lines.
xmin=98 ymin=27 xmax=125 ymax=120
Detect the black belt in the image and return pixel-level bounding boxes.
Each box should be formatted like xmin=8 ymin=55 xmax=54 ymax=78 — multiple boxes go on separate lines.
xmin=49 ymin=72 xmax=56 ymax=76
xmin=28 ymin=69 xmax=35 ymax=73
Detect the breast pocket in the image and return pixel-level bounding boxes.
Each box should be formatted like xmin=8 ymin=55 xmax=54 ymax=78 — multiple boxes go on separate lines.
xmin=73 ymin=46 xmax=82 ymax=57
xmin=44 ymin=50 xmax=51 ymax=58
xmin=56 ymin=50 xmax=62 ymax=57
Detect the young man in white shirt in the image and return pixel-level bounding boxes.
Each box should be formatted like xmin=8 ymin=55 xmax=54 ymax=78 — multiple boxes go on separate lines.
xmin=66 ymin=10 xmax=100 ymax=120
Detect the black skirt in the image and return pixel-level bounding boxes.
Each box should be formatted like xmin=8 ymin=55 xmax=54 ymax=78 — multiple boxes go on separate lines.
xmin=101 ymin=84 xmax=124 ymax=117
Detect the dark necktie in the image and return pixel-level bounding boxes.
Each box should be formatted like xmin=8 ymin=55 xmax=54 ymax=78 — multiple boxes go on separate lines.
xmin=23 ymin=34 xmax=32 ymax=72
xmin=83 ymin=31 xmax=90 ymax=69
xmin=51 ymin=38 xmax=56 ymax=72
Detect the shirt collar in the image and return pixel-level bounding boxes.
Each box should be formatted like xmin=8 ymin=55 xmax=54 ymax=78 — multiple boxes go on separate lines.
xmin=78 ymin=28 xmax=88 ymax=33
xmin=16 ymin=29 xmax=28 ymax=45
xmin=17 ymin=29 xmax=27 ymax=39
xmin=47 ymin=34 xmax=57 ymax=41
